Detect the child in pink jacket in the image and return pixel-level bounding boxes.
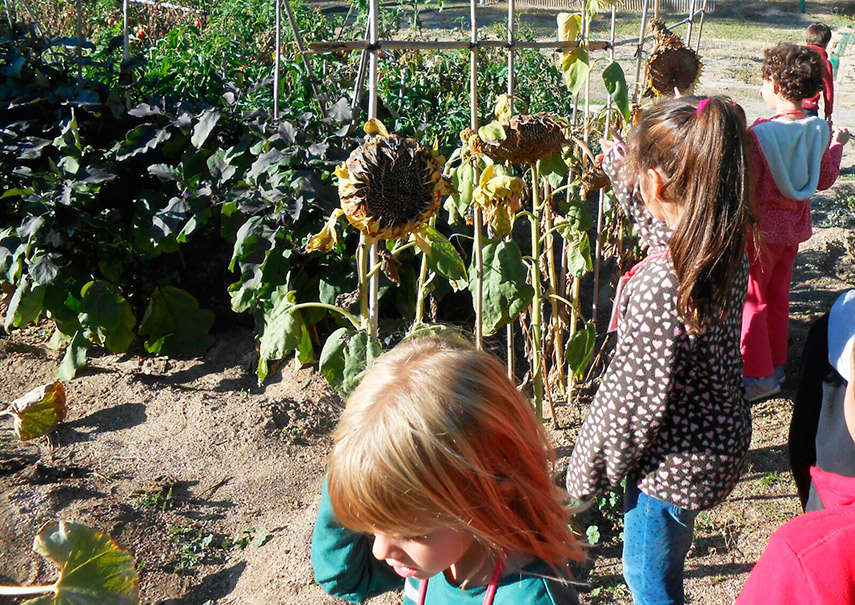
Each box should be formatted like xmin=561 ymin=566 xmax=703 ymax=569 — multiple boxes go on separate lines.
xmin=741 ymin=42 xmax=849 ymax=401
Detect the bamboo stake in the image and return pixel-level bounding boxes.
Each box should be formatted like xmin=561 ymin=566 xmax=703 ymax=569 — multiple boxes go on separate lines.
xmin=695 ymin=0 xmax=709 ymax=53
xmin=654 ymin=0 xmax=659 ymax=20
xmin=349 ymin=22 xmax=372 ymax=131
xmin=530 ymin=161 xmax=544 ymax=419
xmin=592 ymin=6 xmax=617 ymax=327
xmin=75 ymin=0 xmax=82 ymax=80
xmin=633 ymin=0 xmax=651 ymax=103
xmin=283 ymin=0 xmax=327 ymax=114
xmin=274 ymin=0 xmax=282 ymax=119
xmin=306 ymin=39 xmax=606 ymax=53
xmin=506 ymin=0 xmax=515 ymax=378
xmin=367 ymin=0 xmax=380 ymax=337
xmin=685 ymin=0 xmax=696 ymax=50
xmin=470 ymin=0 xmax=484 ymax=350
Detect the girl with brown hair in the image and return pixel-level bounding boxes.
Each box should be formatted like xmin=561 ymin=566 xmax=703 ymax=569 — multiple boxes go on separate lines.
xmin=566 ymin=96 xmax=753 ymax=604
xmin=312 ymin=337 xmax=586 ymax=604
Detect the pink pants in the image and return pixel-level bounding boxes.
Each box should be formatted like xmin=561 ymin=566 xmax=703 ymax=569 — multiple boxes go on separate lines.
xmin=740 ymin=240 xmax=799 ymax=378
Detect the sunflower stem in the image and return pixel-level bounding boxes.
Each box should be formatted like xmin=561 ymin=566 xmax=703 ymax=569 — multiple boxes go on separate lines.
xmin=414 ymin=217 xmax=435 ymax=326
xmin=0 ymin=584 xmax=56 ymax=596
xmin=357 ymin=233 xmax=370 ymax=331
xmin=529 ymin=161 xmax=544 ymax=420
xmin=288 ymin=303 xmax=362 ymax=331
xmin=545 ymin=201 xmax=566 ymax=398
xmin=566 ymin=276 xmax=582 ymax=396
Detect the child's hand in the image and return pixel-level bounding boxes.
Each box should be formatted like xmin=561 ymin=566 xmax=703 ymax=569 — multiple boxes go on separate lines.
xmin=596 ymin=136 xmax=624 ymax=164
xmin=835 ymin=127 xmax=851 ymax=146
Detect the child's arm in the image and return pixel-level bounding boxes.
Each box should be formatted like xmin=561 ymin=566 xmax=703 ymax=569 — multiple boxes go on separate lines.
xmin=311 ymin=478 xmax=402 ymax=603
xmin=817 ymin=128 xmax=847 ymax=191
xmin=600 ymin=141 xmax=672 ymax=247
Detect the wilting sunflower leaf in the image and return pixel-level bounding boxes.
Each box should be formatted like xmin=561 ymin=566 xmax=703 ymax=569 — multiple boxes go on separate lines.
xmin=469 ymin=239 xmax=534 ymax=336
xmin=566 ymin=320 xmax=596 ymax=379
xmin=319 ymin=327 xmax=382 ymax=397
xmin=412 ymin=226 xmax=466 ymax=281
xmin=56 ymin=331 xmax=88 ymax=382
xmin=8 ymin=381 xmax=67 ymax=440
xmin=257 ymin=289 xmax=304 ymax=383
xmin=603 ymin=60 xmax=631 ymax=122
xmin=22 ymin=521 xmax=139 ymax=604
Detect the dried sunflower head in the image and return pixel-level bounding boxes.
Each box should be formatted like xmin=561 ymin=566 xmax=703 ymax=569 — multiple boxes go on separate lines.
xmin=473 ymin=164 xmax=525 ymax=239
xmin=335 ymin=120 xmax=454 ymax=241
xmin=580 ymin=163 xmax=611 ymax=199
xmin=468 ymin=114 xmax=566 ymax=166
xmin=644 ymin=19 xmax=703 ymax=97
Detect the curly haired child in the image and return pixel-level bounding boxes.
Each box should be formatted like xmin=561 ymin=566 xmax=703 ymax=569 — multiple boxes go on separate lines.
xmin=312 ymin=337 xmax=586 ymax=605
xmin=741 ymin=42 xmax=849 ymax=401
xmin=567 ymin=96 xmax=753 ymax=604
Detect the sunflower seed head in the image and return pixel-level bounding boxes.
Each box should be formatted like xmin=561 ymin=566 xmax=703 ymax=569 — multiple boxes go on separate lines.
xmin=337 ymin=134 xmax=453 ymax=240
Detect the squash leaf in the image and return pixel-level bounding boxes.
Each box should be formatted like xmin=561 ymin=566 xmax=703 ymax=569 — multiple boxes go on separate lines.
xmin=8 ymin=382 xmax=67 ymax=441
xmin=23 ymin=521 xmax=139 ymax=604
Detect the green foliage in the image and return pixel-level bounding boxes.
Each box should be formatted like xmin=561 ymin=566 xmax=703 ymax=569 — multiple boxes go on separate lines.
xmin=139 ymin=286 xmax=214 ymax=356
xmin=319 ymin=327 xmax=382 ymax=397
xmin=5 ymin=521 xmax=140 ymax=604
xmin=566 ymin=320 xmax=596 ymax=379
xmin=602 ymin=60 xmax=630 ymax=122
xmin=471 ymin=239 xmax=534 ymax=336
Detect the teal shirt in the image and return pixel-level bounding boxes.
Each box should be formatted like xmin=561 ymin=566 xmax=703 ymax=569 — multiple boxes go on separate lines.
xmin=311 ymin=480 xmax=581 ymax=605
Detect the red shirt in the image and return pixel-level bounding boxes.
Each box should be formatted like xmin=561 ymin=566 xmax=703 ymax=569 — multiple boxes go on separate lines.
xmin=748 ymin=117 xmax=842 ymax=246
xmin=802 ymin=44 xmax=834 ymax=119
xmin=737 ymin=470 xmax=855 ymax=605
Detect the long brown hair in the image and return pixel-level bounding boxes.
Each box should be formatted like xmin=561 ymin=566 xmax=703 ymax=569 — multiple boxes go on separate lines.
xmin=327 ymin=337 xmax=586 ymax=574
xmin=626 ymin=96 xmax=751 ymax=333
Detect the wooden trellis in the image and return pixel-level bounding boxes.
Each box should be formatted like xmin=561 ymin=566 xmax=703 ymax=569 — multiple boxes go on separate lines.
xmin=287 ymin=0 xmax=707 ymax=405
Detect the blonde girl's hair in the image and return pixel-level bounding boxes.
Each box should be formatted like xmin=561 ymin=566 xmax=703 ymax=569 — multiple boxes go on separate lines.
xmin=626 ymin=96 xmax=751 ymax=334
xmin=327 ymin=337 xmax=586 ymax=567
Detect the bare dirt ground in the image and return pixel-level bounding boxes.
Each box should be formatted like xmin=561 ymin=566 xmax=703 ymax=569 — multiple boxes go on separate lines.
xmin=2 ymin=1 xmax=855 ymax=604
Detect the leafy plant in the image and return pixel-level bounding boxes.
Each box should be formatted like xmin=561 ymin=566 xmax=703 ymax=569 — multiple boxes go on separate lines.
xmin=0 ymin=521 xmax=139 ymax=603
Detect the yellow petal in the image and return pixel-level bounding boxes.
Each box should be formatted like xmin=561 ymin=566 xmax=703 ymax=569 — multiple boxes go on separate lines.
xmin=363 ymin=119 xmax=389 ymax=138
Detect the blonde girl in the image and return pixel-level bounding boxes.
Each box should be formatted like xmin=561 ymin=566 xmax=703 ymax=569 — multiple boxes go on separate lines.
xmin=566 ymin=97 xmax=753 ymax=605
xmin=312 ymin=337 xmax=586 ymax=604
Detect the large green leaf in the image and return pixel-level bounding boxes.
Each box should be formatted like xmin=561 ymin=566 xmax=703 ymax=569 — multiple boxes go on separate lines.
xmin=191 ymin=108 xmax=221 ymax=148
xmin=540 ymin=152 xmax=569 ymax=188
xmin=8 ymin=382 xmax=67 ymax=441
xmin=412 ymin=226 xmax=466 ymax=281
xmin=566 ymin=320 xmax=596 ymax=379
xmin=78 ymin=280 xmax=136 ymax=354
xmin=115 ymin=125 xmax=172 ymax=161
xmin=23 ymin=521 xmax=139 ymax=604
xmin=256 ymin=289 xmax=304 ymax=383
xmin=603 ymin=60 xmax=631 ymax=122
xmin=318 ymin=327 xmax=382 ymax=397
xmin=445 ymin=162 xmax=475 ymax=224
xmin=138 ymin=286 xmax=214 ymax=356
xmin=561 ymin=46 xmax=590 ymax=96
xmin=4 ymin=278 xmax=46 ymax=331
xmin=566 ymin=232 xmax=593 ymax=278
xmin=469 ymin=239 xmax=534 ymax=336
xmin=56 ymin=331 xmax=88 ymax=382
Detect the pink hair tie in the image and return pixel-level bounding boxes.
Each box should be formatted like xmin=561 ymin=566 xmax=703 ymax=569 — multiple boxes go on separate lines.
xmin=696 ymin=98 xmax=710 ymax=116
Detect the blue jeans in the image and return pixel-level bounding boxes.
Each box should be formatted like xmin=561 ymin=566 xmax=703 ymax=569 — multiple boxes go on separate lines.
xmin=623 ymin=481 xmax=698 ymax=605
